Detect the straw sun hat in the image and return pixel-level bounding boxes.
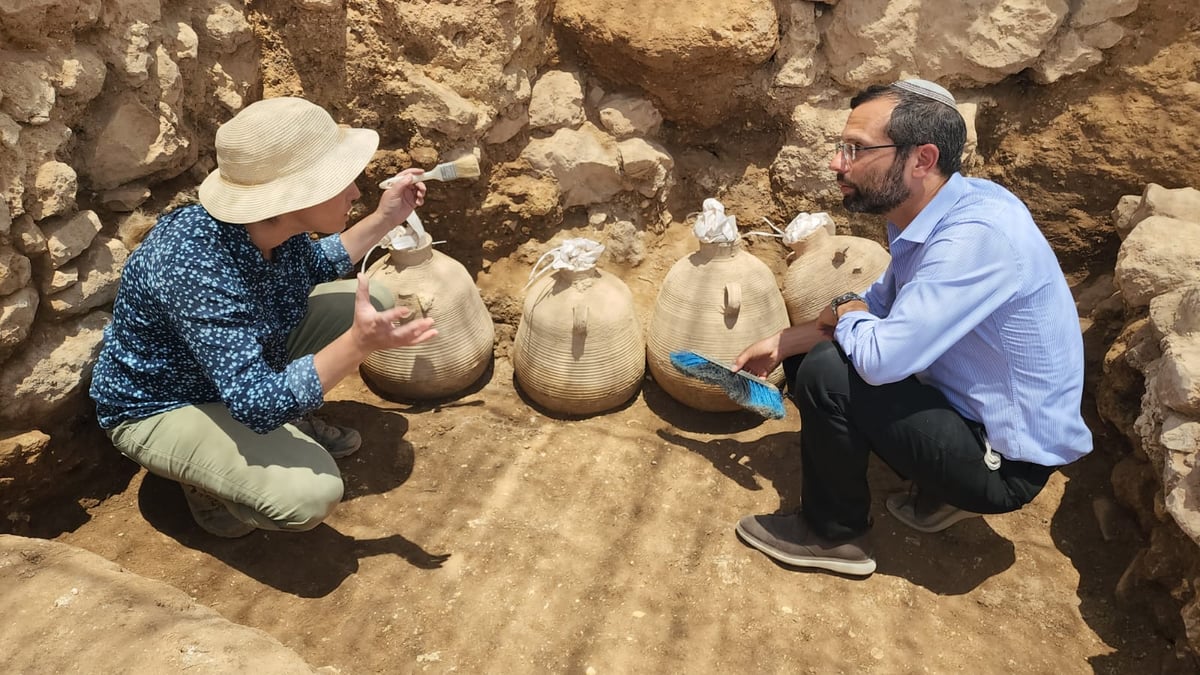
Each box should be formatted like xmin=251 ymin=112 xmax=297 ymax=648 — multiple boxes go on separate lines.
xmin=198 ymin=97 xmax=380 ymax=224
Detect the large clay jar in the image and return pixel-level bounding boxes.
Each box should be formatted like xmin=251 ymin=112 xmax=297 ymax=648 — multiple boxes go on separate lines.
xmin=361 ymin=234 xmax=494 ymax=399
xmin=781 ymin=228 xmax=891 ymax=324
xmin=646 ymin=240 xmax=790 ymax=412
xmin=513 ymin=268 xmax=645 ymax=415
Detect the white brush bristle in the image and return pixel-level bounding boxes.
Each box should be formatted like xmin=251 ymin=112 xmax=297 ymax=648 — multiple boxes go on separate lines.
xmin=444 ymin=155 xmax=480 ymax=180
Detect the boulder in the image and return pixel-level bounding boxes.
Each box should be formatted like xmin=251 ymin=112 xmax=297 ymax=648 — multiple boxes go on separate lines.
xmin=528 ymin=70 xmax=585 ymax=131
xmin=29 ymin=161 xmax=77 ymax=221
xmin=0 ymin=310 xmax=110 ymax=430
xmin=0 ymin=287 xmax=39 ymax=352
xmin=40 ymin=210 xmax=102 ymax=270
xmin=1114 ymin=216 xmax=1200 ymax=309
xmin=42 ymin=236 xmax=129 ymax=319
xmin=521 ymin=122 xmax=623 ymax=208
xmin=0 ymin=535 xmax=322 ymax=674
xmin=598 ymin=93 xmax=663 ymax=139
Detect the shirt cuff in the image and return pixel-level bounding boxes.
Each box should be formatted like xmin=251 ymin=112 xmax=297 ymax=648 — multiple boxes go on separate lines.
xmin=834 ymin=310 xmax=872 ymax=349
xmin=318 ymin=234 xmax=355 ymax=277
xmin=285 ymin=353 xmax=325 ymax=413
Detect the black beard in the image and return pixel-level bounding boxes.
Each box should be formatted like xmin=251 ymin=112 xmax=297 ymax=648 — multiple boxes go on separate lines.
xmin=841 ymin=158 xmax=911 ymax=214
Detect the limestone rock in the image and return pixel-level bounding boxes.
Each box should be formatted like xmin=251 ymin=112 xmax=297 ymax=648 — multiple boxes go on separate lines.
xmin=400 ymin=72 xmax=483 ymax=138
xmin=29 ymin=161 xmax=77 ymax=221
xmin=11 ymin=215 xmax=47 ymax=257
xmin=0 ymin=112 xmax=20 ymax=148
xmin=554 ymin=0 xmax=778 ymax=127
xmin=618 ymin=137 xmax=674 ymax=198
xmin=1112 ymin=193 xmax=1141 ymax=240
xmin=0 ymin=287 xmax=38 ymax=352
xmin=42 ymin=237 xmax=129 ymax=319
xmin=486 ymin=109 xmax=529 ymax=145
xmin=528 ymin=70 xmax=585 ymax=131
xmin=0 ymin=246 xmax=31 ymax=296
xmin=0 ymin=55 xmax=55 ymax=125
xmin=1128 ymin=184 xmax=1200 ymax=234
xmin=0 ymin=310 xmax=110 ymax=429
xmin=0 ymin=431 xmax=51 ymax=489
xmin=40 ymin=210 xmax=102 ymax=270
xmin=99 ymin=184 xmax=151 ymax=212
xmin=165 ymin=20 xmax=199 ymax=61
xmin=598 ymin=93 xmax=663 ymax=139
xmin=0 ymin=1 xmax=101 ymax=48
xmin=0 ymin=536 xmax=323 ymax=674
xmin=1081 ymin=21 xmax=1126 ymax=50
xmin=822 ymin=0 xmax=1069 ymax=87
xmin=39 ymin=263 xmax=78 ymax=295
xmin=1115 ymin=216 xmax=1200 ymax=309
xmin=1033 ymin=29 xmax=1103 ymax=84
xmin=203 ymin=2 xmax=253 ymax=54
xmin=1160 ymin=414 xmax=1200 ymax=542
xmin=98 ymin=19 xmax=153 ymax=85
xmin=154 ymin=45 xmax=182 ymax=106
xmin=82 ymin=97 xmax=192 ymax=190
xmin=521 ymin=122 xmax=623 ymax=208
xmin=1071 ymin=0 xmax=1139 ymax=27
xmin=774 ymin=1 xmax=821 ymax=89
xmin=771 ymin=103 xmax=852 ymax=205
xmin=53 ymin=45 xmax=107 ymax=104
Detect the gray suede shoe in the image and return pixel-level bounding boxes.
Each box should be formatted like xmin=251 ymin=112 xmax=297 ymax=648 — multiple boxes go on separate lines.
xmin=182 ymin=484 xmax=255 ymax=538
xmin=735 ymin=511 xmax=875 ymax=576
xmin=886 ymin=486 xmax=980 ymax=533
xmin=292 ymin=415 xmax=361 ymax=458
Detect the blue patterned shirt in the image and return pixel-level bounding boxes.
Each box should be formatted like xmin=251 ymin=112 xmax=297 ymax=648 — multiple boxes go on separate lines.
xmin=835 ymin=173 xmax=1092 ymax=466
xmin=90 ymin=204 xmax=353 ymax=433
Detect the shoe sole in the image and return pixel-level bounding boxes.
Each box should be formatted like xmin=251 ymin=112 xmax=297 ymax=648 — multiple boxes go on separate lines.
xmin=735 ymin=522 xmax=877 ymax=576
xmin=885 ymin=495 xmax=980 ymax=534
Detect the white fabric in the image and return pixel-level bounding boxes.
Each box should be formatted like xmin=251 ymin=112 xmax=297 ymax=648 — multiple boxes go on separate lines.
xmin=378 ymin=210 xmax=427 ymax=251
xmin=693 ymin=198 xmax=739 ymax=243
xmin=782 ymin=211 xmax=835 ymax=245
xmin=526 ymin=238 xmax=605 ymax=287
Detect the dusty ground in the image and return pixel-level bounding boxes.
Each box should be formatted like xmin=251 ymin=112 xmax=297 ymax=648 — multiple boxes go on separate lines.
xmin=11 ymin=0 xmax=1198 ymax=670
xmin=39 ymin=355 xmax=1165 ymax=673
xmin=34 ymin=227 xmax=1171 ymax=672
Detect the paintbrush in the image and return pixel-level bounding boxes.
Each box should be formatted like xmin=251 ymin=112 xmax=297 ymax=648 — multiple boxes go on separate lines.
xmin=379 ymin=155 xmax=481 ymax=189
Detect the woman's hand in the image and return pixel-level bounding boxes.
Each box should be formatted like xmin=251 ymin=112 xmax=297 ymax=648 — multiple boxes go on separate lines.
xmin=374 ymin=168 xmax=427 ymax=228
xmin=349 ymin=273 xmax=438 ymax=352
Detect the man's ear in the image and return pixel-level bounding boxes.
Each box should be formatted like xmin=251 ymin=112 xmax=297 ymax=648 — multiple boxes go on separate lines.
xmin=911 ymin=143 xmax=941 ymax=177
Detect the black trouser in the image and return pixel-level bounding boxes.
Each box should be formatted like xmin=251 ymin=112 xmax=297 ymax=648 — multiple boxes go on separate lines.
xmin=790 ymin=341 xmax=1055 ymax=541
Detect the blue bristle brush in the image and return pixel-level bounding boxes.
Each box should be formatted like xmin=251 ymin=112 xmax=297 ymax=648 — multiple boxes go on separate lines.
xmin=668 ymin=351 xmax=786 ymax=420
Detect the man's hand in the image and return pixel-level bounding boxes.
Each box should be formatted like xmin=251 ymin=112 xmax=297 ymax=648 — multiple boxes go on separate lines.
xmin=349 ymin=273 xmax=437 ymax=352
xmin=733 ymin=333 xmax=783 ymax=378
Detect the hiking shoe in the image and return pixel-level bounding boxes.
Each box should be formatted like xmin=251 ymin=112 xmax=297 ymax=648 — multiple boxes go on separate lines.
xmin=885 ymin=486 xmax=980 ymax=533
xmin=182 ymin=484 xmax=255 ymax=538
xmin=292 ymin=415 xmax=361 ymax=458
xmin=735 ymin=512 xmax=876 ymax=576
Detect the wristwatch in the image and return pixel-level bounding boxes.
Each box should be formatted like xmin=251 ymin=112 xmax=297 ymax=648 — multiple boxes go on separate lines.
xmin=830 ymin=292 xmax=866 ymax=319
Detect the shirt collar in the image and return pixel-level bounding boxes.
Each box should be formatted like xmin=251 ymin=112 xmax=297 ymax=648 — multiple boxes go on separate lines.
xmin=890 ymin=172 xmax=967 ymax=245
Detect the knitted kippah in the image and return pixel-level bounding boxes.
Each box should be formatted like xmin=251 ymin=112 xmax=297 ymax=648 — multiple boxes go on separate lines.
xmin=893 ymin=78 xmax=957 ymax=109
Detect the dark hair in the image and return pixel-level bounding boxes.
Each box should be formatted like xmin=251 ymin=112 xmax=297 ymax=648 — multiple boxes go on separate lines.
xmin=849 ymin=84 xmax=967 ymax=176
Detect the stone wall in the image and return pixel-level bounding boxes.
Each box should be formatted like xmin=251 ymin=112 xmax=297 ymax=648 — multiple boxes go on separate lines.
xmin=1094 ymin=184 xmax=1200 ymax=656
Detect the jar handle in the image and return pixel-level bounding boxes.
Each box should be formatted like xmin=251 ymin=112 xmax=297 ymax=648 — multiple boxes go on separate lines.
xmin=724 ymin=282 xmax=741 ymax=316
xmin=573 ymin=305 xmax=588 ymax=334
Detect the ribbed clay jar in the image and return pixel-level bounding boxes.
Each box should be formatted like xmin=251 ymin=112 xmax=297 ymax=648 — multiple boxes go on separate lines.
xmin=361 ymin=235 xmax=494 ymax=399
xmin=781 ymin=228 xmax=891 ymax=324
xmin=646 ymin=241 xmax=791 ymax=412
xmin=512 ymin=268 xmax=645 ymax=415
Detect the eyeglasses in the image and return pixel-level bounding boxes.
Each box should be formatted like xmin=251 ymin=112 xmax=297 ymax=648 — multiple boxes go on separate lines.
xmin=833 ymin=142 xmax=906 ymax=168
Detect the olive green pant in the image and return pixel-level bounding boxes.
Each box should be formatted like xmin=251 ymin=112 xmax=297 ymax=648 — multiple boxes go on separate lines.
xmin=108 ymin=279 xmax=393 ymax=532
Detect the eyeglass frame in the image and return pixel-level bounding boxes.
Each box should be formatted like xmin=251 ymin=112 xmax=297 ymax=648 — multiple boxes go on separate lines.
xmin=833 ymin=142 xmax=909 ymax=168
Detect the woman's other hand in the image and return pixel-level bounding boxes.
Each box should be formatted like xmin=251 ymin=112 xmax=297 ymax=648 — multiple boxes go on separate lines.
xmin=350 ymin=273 xmax=437 ymax=351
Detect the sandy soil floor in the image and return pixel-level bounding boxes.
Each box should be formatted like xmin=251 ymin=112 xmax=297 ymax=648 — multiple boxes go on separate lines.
xmin=46 ymin=351 xmax=1167 ymax=673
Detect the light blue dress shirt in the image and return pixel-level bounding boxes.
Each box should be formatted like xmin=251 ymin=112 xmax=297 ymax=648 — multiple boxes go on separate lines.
xmin=835 ymin=173 xmax=1092 ymax=466
xmin=90 ymin=204 xmax=353 ymax=433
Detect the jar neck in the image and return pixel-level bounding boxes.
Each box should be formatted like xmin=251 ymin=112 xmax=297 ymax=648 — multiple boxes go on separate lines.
xmin=388 ymin=234 xmax=434 ymax=266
